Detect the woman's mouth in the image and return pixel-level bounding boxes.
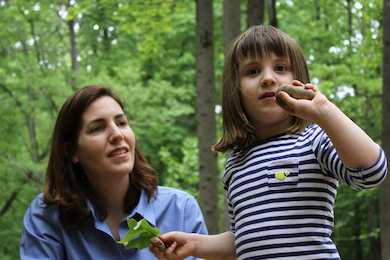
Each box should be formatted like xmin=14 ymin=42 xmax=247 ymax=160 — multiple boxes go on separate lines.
xmin=108 ymin=148 xmax=128 ymax=157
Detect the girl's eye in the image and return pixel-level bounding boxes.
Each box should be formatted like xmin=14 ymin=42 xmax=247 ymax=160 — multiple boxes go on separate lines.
xmin=275 ymin=65 xmax=287 ymax=72
xmin=248 ymin=68 xmax=260 ymax=75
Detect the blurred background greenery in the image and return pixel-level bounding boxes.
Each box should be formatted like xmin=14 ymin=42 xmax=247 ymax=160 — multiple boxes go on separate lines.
xmin=0 ymin=0 xmax=386 ymax=259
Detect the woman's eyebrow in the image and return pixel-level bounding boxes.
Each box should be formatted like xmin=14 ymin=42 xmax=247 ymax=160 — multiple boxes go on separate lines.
xmin=86 ymin=113 xmax=126 ymax=126
xmin=86 ymin=118 xmax=105 ymax=127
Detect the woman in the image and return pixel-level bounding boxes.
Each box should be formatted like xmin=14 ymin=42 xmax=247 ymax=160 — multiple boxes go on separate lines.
xmin=20 ymin=85 xmax=208 ymax=260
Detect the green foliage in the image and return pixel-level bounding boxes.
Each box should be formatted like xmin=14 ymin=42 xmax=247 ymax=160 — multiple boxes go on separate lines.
xmin=159 ymin=138 xmax=200 ymax=196
xmin=333 ymin=183 xmax=381 ymax=259
xmin=118 ymin=216 xmax=161 ymax=250
xmin=0 ymin=0 xmax=386 ymax=259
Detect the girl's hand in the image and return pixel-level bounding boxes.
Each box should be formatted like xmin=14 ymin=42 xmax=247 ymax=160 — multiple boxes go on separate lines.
xmin=276 ymin=80 xmax=331 ymax=122
xmin=278 ymin=80 xmax=380 ymax=169
xmin=149 ymin=231 xmax=195 ymax=260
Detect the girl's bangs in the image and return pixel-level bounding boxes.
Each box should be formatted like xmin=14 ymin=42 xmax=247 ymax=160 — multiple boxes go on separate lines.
xmin=235 ymin=27 xmax=288 ymax=61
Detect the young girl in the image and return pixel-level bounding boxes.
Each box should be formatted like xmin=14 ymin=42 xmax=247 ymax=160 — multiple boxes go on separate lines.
xmin=151 ymin=25 xmax=387 ymax=260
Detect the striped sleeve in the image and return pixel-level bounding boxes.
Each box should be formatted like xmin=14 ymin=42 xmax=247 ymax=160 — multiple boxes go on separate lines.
xmin=310 ymin=125 xmax=388 ymax=190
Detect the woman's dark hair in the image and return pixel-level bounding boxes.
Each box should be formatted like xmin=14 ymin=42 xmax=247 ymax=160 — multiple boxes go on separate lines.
xmin=43 ymin=85 xmax=158 ymax=226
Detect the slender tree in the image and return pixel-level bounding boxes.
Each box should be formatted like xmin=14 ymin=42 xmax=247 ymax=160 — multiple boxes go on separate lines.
xmin=267 ymin=0 xmax=277 ymax=27
xmin=223 ymin=0 xmax=241 ymax=51
xmin=247 ymin=0 xmax=265 ymax=28
xmin=195 ymin=0 xmax=219 ymax=234
xmin=380 ymin=0 xmax=390 ymax=259
xmin=222 ymin=0 xmax=241 ymax=231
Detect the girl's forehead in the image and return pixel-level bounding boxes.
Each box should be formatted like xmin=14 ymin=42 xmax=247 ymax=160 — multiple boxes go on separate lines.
xmin=237 ymin=31 xmax=287 ymax=53
xmin=238 ymin=51 xmax=289 ymax=64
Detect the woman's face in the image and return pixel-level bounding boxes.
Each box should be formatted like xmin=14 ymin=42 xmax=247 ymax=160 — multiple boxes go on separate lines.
xmin=71 ymin=96 xmax=136 ymax=181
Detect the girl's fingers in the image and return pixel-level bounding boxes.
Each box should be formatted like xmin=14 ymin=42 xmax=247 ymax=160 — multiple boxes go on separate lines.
xmin=292 ymin=80 xmax=303 ymax=86
xmin=149 ymin=243 xmax=166 ymax=259
xmin=164 ymin=242 xmax=182 ymax=259
xmin=291 ymin=80 xmax=317 ymax=91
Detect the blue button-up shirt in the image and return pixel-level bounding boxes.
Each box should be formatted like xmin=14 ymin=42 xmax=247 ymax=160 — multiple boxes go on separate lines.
xmin=20 ymin=186 xmax=208 ymax=260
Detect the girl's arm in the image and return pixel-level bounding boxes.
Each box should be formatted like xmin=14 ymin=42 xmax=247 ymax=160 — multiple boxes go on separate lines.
xmin=278 ymin=80 xmax=379 ymax=169
xmin=150 ymin=231 xmax=236 ymax=260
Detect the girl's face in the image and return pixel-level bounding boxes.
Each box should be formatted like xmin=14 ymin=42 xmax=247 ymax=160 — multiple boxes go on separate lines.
xmin=71 ymin=96 xmax=136 ymax=182
xmin=238 ymin=52 xmax=294 ymax=140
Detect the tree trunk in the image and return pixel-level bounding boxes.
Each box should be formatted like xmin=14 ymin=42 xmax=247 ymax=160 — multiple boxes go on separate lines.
xmin=223 ymin=0 xmax=241 ymax=51
xmin=347 ymin=0 xmax=353 ymax=39
xmin=380 ymin=0 xmax=390 ymax=259
xmin=196 ymin=0 xmax=219 ymax=235
xmin=247 ymin=0 xmax=264 ymax=28
xmin=354 ymin=203 xmax=363 ymax=260
xmin=368 ymin=205 xmax=381 ymax=260
xmin=266 ymin=0 xmax=277 ymax=27
xmin=68 ymin=18 xmax=79 ymax=89
xmin=222 ymin=0 xmax=241 ymax=232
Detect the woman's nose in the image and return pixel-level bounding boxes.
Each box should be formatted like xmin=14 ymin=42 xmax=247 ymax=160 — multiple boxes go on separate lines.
xmin=109 ymin=126 xmax=124 ymax=143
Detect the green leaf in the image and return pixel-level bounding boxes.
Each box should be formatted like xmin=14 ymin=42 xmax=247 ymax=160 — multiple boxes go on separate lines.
xmin=117 ymin=216 xmax=161 ymax=250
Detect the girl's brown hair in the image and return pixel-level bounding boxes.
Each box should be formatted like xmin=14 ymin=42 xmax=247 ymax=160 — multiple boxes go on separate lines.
xmin=213 ymin=25 xmax=310 ymax=154
xmin=42 ymin=85 xmax=158 ymax=226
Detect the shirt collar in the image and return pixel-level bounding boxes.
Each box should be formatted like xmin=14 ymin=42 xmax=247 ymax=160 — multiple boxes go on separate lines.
xmin=86 ymin=189 xmax=157 ymax=226
xmin=128 ymin=189 xmax=156 ymax=226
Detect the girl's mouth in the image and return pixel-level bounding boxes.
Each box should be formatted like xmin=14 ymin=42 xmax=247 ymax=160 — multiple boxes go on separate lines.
xmin=260 ymin=92 xmax=276 ymax=99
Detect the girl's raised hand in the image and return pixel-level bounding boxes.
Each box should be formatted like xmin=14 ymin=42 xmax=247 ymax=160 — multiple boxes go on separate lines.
xmin=276 ymin=80 xmax=331 ymax=122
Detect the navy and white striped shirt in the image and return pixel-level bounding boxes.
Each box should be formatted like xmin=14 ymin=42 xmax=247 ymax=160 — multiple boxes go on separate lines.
xmin=223 ymin=124 xmax=387 ymax=260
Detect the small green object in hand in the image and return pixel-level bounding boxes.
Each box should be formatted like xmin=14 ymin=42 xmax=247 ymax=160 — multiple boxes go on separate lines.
xmin=118 ymin=214 xmax=162 ymax=250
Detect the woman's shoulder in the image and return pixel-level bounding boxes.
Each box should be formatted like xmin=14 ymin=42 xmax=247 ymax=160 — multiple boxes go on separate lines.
xmin=27 ymin=193 xmax=48 ymax=211
xmin=25 ymin=193 xmax=60 ymax=219
xmin=156 ymin=186 xmax=196 ymax=199
xmin=152 ymin=186 xmax=199 ymax=208
xmin=23 ymin=193 xmax=64 ymax=235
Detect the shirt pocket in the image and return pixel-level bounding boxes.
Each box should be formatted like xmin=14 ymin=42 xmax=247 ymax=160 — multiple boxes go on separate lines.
xmin=267 ymin=159 xmax=299 ymax=190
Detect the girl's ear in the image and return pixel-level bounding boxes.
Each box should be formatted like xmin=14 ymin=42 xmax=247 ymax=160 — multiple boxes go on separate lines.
xmin=64 ymin=142 xmax=79 ymax=163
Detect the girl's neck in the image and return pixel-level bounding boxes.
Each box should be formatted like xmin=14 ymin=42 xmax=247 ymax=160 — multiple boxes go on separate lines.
xmin=254 ymin=116 xmax=294 ymax=141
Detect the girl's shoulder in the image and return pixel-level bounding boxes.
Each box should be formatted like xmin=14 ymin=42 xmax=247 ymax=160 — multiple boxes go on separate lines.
xmin=228 ymin=124 xmax=323 ymax=160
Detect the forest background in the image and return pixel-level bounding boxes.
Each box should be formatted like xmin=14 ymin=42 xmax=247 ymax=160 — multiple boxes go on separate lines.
xmin=0 ymin=0 xmax=389 ymax=259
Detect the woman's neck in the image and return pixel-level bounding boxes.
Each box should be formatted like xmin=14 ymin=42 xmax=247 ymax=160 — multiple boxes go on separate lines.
xmin=88 ymin=174 xmax=130 ymax=217
xmin=89 ymin=174 xmax=130 ymax=241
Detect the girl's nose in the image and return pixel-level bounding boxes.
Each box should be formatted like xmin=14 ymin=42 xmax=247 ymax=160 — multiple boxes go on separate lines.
xmin=260 ymin=69 xmax=276 ymax=87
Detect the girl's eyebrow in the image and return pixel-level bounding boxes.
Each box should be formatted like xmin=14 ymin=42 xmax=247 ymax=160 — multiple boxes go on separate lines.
xmin=239 ymin=58 xmax=258 ymax=68
xmin=272 ymin=56 xmax=289 ymax=63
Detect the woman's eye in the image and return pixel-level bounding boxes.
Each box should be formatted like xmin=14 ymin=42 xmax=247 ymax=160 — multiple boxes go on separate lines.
xmin=118 ymin=120 xmax=128 ymax=127
xmin=248 ymin=68 xmax=260 ymax=75
xmin=91 ymin=126 xmax=104 ymax=133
